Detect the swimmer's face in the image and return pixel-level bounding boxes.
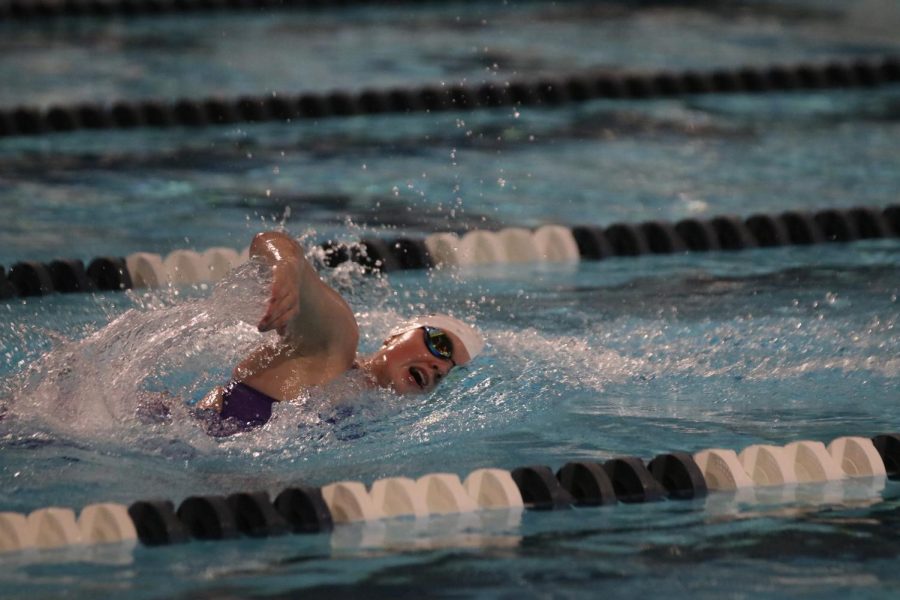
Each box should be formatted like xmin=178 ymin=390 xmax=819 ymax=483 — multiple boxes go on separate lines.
xmin=369 ymin=327 xmax=471 ymax=395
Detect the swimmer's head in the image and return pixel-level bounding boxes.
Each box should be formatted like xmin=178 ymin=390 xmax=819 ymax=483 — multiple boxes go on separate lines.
xmin=362 ymin=315 xmax=484 ymax=395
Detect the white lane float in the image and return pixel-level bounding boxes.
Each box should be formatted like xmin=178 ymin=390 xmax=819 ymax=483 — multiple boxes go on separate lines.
xmin=78 ymin=503 xmax=138 ymax=544
xmin=0 ymin=512 xmax=33 ymax=553
xmin=693 ymin=448 xmax=755 ymax=490
xmin=321 ymin=481 xmax=384 ymax=523
xmin=739 ymin=445 xmax=798 ymax=486
xmin=369 ymin=477 xmax=429 ymax=518
xmin=828 ymin=437 xmax=886 ymax=478
xmin=497 ymin=228 xmax=540 ymax=263
xmin=463 ymin=469 xmax=524 ymax=509
xmin=457 ymin=231 xmax=506 ymax=266
xmin=164 ymin=250 xmax=207 ymax=285
xmin=202 ymin=247 xmax=241 ymax=281
xmin=27 ymin=507 xmax=82 ymax=549
xmin=424 ymin=232 xmax=460 ymax=267
xmin=784 ymin=441 xmax=846 ymax=482
xmin=416 ymin=473 xmax=478 ymax=514
xmin=533 ymin=225 xmax=580 ymax=262
xmin=125 ymin=252 xmax=167 ymax=288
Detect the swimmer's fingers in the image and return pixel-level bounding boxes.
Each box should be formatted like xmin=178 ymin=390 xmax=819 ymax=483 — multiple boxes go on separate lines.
xmin=261 ymin=301 xmax=298 ymax=334
xmin=258 ymin=303 xmax=292 ymax=332
xmin=257 ymin=263 xmax=297 ymax=326
xmin=258 ymin=286 xmax=299 ymax=332
xmin=258 ymin=257 xmax=302 ymax=333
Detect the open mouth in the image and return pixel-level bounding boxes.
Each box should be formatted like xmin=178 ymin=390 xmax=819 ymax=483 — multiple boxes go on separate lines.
xmin=409 ymin=366 xmax=427 ymax=390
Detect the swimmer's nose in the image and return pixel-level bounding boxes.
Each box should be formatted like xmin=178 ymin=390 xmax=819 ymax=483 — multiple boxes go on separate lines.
xmin=431 ymin=361 xmax=451 ymax=379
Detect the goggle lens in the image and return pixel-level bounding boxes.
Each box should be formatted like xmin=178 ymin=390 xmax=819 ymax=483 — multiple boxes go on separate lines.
xmin=423 ymin=326 xmax=454 ymax=362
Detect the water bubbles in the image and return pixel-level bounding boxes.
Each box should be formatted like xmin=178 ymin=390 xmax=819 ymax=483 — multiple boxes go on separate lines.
xmin=3 ymin=262 xmax=271 ymax=443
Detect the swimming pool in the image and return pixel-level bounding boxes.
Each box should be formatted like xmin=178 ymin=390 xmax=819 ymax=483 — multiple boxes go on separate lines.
xmin=2 ymin=1 xmax=900 ymax=597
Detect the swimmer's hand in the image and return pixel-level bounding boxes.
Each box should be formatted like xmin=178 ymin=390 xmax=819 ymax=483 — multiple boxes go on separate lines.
xmin=246 ymin=230 xmax=358 ymax=361
xmin=198 ymin=386 xmax=224 ymax=412
xmin=257 ymin=253 xmax=302 ymax=337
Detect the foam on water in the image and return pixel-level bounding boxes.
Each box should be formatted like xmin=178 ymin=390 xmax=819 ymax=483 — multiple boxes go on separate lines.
xmin=2 ymin=261 xmax=269 ymax=439
xmin=0 ymin=254 xmax=390 ymax=446
xmin=0 ymin=255 xmax=649 ymax=478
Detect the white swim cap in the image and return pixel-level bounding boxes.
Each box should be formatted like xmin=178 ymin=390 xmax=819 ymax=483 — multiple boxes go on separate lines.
xmin=389 ymin=314 xmax=485 ymax=362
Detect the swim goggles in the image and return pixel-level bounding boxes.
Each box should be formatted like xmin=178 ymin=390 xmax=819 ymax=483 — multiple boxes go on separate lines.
xmin=422 ymin=326 xmax=456 ymax=366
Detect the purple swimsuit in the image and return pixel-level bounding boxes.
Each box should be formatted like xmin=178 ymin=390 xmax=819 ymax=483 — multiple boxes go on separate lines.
xmin=194 ymin=381 xmax=364 ymax=440
xmin=196 ymin=382 xmax=277 ymax=437
xmin=220 ymin=382 xmax=277 ymax=425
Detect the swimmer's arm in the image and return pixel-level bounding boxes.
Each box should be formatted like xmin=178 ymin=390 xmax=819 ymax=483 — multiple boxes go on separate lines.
xmin=197 ymin=386 xmax=224 ymax=412
xmin=250 ymin=231 xmax=359 ymax=361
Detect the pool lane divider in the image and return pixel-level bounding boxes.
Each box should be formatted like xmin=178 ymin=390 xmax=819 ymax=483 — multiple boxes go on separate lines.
xmin=1 ymin=433 xmax=898 ymax=555
xmin=1 ymin=0 xmax=469 ymax=21
xmin=0 ymin=207 xmax=894 ymax=296
xmin=2 ymin=205 xmax=898 ymax=300
xmin=1 ymin=57 xmax=898 ymax=139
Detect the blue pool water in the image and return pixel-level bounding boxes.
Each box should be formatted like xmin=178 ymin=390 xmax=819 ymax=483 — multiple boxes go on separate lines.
xmin=2 ymin=1 xmax=900 ymax=598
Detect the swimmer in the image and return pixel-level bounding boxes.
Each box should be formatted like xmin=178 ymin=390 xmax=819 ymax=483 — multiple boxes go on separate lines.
xmin=196 ymin=231 xmax=484 ymax=433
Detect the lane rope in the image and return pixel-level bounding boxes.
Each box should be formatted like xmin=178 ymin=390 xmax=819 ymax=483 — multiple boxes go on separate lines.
xmin=2 ymin=205 xmax=897 ymax=299
xmin=1 ymin=432 xmax=897 ymax=554
xmin=1 ymin=57 xmax=898 ymax=138
xmin=0 ymin=0 xmax=481 ymax=21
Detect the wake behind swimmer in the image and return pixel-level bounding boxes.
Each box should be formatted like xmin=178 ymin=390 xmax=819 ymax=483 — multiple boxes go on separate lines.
xmin=1 ymin=259 xmax=269 ymax=437
xmin=3 ymin=231 xmax=485 ymax=441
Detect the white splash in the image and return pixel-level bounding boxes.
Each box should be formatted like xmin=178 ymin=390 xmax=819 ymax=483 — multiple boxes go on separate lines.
xmin=4 ymin=261 xmax=271 ymax=439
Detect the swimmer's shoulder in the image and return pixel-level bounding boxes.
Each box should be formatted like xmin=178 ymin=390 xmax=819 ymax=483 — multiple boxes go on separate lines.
xmin=234 ymin=332 xmax=357 ymax=401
